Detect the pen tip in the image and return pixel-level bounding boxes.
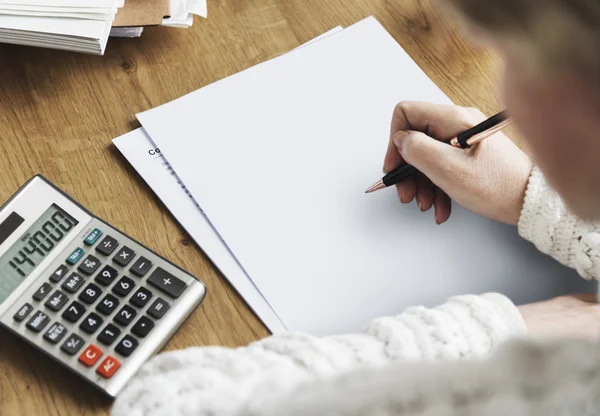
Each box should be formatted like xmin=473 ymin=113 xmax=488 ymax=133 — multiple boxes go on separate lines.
xmin=365 ymin=180 xmax=386 ymax=194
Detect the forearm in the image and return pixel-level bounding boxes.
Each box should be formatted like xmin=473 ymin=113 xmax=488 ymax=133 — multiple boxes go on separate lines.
xmin=111 ymin=293 xmax=525 ymax=415
xmin=519 ymin=166 xmax=600 ymax=280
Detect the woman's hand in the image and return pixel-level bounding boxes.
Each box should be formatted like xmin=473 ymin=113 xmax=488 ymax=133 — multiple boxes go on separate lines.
xmin=384 ymin=101 xmax=534 ymax=225
xmin=518 ymin=294 xmax=600 ymax=341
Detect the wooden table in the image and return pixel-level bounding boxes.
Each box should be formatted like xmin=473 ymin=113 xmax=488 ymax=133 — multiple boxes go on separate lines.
xmin=0 ymin=1 xmax=502 ymax=414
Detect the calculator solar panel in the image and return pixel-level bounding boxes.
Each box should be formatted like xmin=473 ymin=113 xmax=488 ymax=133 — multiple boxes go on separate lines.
xmin=0 ymin=176 xmax=206 ymax=397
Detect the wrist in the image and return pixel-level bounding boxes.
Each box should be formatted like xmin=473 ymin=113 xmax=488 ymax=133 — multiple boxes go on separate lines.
xmin=507 ymin=159 xmax=535 ymax=227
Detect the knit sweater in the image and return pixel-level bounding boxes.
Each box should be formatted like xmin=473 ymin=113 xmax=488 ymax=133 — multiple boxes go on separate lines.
xmin=112 ymin=166 xmax=600 ymax=416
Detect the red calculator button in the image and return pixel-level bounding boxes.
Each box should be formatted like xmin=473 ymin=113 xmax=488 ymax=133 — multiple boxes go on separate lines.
xmin=96 ymin=356 xmax=121 ymax=379
xmin=78 ymin=344 xmax=103 ymax=367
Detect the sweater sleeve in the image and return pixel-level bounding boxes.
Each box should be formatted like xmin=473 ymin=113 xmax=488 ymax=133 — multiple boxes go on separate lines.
xmin=254 ymin=338 xmax=600 ymax=416
xmin=518 ymin=166 xmax=600 ymax=280
xmin=111 ymin=293 xmax=526 ymax=416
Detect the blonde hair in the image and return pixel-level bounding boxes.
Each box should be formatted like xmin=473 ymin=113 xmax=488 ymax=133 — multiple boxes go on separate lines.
xmin=447 ymin=0 xmax=600 ymax=72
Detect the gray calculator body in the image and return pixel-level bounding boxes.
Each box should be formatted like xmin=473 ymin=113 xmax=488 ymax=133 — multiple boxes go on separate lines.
xmin=0 ymin=176 xmax=206 ymax=397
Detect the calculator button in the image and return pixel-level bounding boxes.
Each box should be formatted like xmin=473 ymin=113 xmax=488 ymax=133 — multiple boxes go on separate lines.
xmin=13 ymin=303 xmax=33 ymax=322
xmin=96 ymin=235 xmax=119 ymax=256
xmin=147 ymin=298 xmax=170 ymax=319
xmin=96 ymin=356 xmax=121 ymax=379
xmin=96 ymin=294 xmax=120 ymax=316
xmin=130 ymin=256 xmax=153 ymax=277
xmin=80 ymin=312 xmax=104 ymax=334
xmin=66 ymin=247 xmax=85 ymax=265
xmin=79 ymin=283 xmax=103 ymax=305
xmin=44 ymin=290 xmax=69 ymax=312
xmin=61 ymin=273 xmax=84 ymax=294
xmin=78 ymin=255 xmax=101 ymax=276
xmin=78 ymin=344 xmax=103 ymax=367
xmin=97 ymin=324 xmax=121 ymax=346
xmin=113 ymin=246 xmax=136 ymax=267
xmin=95 ymin=265 xmax=118 ymax=286
xmin=115 ymin=335 xmax=138 ymax=357
xmin=26 ymin=311 xmax=50 ymax=333
xmin=49 ymin=265 xmax=69 ymax=283
xmin=61 ymin=333 xmax=84 ymax=356
xmin=44 ymin=322 xmax=68 ymax=344
xmin=84 ymin=228 xmax=103 ymax=246
xmin=112 ymin=277 xmax=135 ymax=297
xmin=147 ymin=268 xmax=187 ymax=299
xmin=62 ymin=301 xmax=86 ymax=323
xmin=131 ymin=316 xmax=154 ymax=338
xmin=130 ymin=287 xmax=153 ymax=308
xmin=33 ymin=282 xmax=52 ymax=301
xmin=114 ymin=305 xmax=137 ymax=327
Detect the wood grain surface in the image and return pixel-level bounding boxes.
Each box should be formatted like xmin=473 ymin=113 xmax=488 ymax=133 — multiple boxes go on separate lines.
xmin=0 ymin=0 xmax=502 ymax=414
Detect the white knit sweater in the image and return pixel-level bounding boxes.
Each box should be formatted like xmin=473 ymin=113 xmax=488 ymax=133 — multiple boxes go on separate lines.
xmin=112 ymin=167 xmax=600 ymax=416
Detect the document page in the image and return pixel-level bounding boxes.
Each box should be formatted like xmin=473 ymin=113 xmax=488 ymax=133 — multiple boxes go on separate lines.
xmin=114 ymin=128 xmax=287 ymax=334
xmin=138 ymin=17 xmax=593 ymax=335
xmin=113 ymin=27 xmax=345 ymax=334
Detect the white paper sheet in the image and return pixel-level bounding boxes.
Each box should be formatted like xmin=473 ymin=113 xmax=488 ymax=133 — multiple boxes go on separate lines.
xmin=0 ymin=0 xmax=120 ymax=8
xmin=0 ymin=4 xmax=115 ymax=13
xmin=113 ymin=28 xmax=344 ymax=334
xmin=138 ymin=17 xmax=593 ymax=335
xmin=0 ymin=9 xmax=110 ymax=20
xmin=0 ymin=0 xmax=121 ymax=54
xmin=0 ymin=14 xmax=109 ymax=37
xmin=113 ymin=129 xmax=287 ymax=333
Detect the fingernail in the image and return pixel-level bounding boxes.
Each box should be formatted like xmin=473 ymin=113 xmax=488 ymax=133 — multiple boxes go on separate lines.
xmin=418 ymin=200 xmax=423 ymax=212
xmin=392 ymin=131 xmax=410 ymax=154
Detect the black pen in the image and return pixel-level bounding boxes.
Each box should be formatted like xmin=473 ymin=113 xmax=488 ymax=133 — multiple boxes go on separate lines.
xmin=365 ymin=110 xmax=512 ymax=193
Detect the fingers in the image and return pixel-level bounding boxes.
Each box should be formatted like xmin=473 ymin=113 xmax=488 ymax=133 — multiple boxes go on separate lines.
xmin=416 ymin=174 xmax=434 ymax=212
xmin=396 ymin=176 xmax=416 ymax=204
xmin=384 ymin=103 xmax=486 ymax=176
xmin=391 ymin=102 xmax=484 ymax=140
xmin=385 ymin=102 xmax=486 ymax=225
xmin=384 ymin=102 xmax=479 ymax=173
xmin=393 ymin=131 xmax=464 ymax=188
xmin=396 ymin=173 xmax=435 ymax=212
xmin=383 ymin=132 xmax=405 ymax=173
xmin=433 ymin=187 xmax=452 ymax=224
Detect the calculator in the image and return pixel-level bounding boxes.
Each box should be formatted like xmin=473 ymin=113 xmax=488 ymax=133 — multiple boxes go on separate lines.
xmin=0 ymin=175 xmax=206 ymax=397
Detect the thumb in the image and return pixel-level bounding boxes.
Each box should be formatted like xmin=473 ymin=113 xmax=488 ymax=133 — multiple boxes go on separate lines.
xmin=392 ymin=130 xmax=464 ymax=185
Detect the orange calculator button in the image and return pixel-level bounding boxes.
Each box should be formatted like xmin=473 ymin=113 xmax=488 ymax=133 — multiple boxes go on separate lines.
xmin=96 ymin=356 xmax=121 ymax=379
xmin=78 ymin=344 xmax=103 ymax=367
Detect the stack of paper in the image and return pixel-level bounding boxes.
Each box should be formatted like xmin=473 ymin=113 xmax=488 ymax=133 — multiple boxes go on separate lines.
xmin=0 ymin=0 xmax=207 ymax=53
xmin=162 ymin=0 xmax=206 ymax=28
xmin=114 ymin=17 xmax=593 ymax=336
xmin=0 ymin=0 xmax=124 ymax=54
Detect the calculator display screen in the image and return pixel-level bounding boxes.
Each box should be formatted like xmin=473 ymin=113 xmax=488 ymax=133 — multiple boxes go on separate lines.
xmin=0 ymin=204 xmax=78 ymax=304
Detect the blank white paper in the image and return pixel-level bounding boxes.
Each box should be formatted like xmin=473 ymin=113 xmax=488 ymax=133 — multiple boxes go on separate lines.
xmin=0 ymin=14 xmax=109 ymax=37
xmin=113 ymin=28 xmax=344 ymax=334
xmin=113 ymin=128 xmax=287 ymax=334
xmin=138 ymin=17 xmax=593 ymax=336
xmin=0 ymin=0 xmax=120 ymax=8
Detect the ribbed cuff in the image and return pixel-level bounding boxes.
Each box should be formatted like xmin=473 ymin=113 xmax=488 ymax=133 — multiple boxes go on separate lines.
xmin=517 ymin=166 xmax=580 ymax=268
xmin=481 ymin=293 xmax=526 ymax=337
xmin=517 ymin=166 xmax=547 ymax=244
